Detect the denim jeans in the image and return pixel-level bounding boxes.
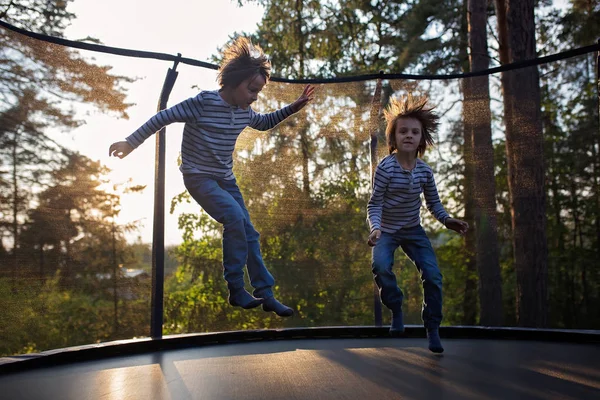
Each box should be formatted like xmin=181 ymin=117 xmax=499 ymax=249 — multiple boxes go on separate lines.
xmin=183 ymin=174 xmax=274 ymax=298
xmin=371 ymin=225 xmax=443 ymax=328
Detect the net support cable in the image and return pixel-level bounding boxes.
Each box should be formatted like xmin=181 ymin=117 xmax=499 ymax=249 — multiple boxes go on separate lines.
xmin=2 ymin=19 xmax=600 ymax=83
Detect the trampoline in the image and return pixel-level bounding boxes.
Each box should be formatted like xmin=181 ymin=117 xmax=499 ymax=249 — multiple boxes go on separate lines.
xmin=1 ymin=327 xmax=598 ymax=400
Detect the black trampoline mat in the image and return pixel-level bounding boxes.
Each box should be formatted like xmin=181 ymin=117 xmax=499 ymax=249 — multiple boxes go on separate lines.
xmin=1 ymin=338 xmax=599 ymax=400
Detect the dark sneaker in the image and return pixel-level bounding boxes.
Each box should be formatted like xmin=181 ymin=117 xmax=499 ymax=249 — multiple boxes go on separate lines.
xmin=390 ymin=309 xmax=405 ymax=337
xmin=427 ymin=328 xmax=444 ymax=353
xmin=262 ymin=297 xmax=294 ymax=317
xmin=228 ymin=288 xmax=263 ymax=309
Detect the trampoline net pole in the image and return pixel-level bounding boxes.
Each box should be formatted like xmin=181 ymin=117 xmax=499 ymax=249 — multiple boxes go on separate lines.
xmin=151 ymin=58 xmax=180 ymax=339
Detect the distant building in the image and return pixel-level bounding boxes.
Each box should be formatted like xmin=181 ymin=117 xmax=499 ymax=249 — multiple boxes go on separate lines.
xmin=93 ymin=268 xmax=150 ymax=300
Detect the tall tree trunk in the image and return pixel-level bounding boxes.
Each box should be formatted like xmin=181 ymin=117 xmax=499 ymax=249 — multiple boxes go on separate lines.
xmin=63 ymin=209 xmax=72 ymax=284
xmin=460 ymin=0 xmax=478 ymax=326
xmin=467 ymin=0 xmax=503 ymax=326
xmin=494 ymin=0 xmax=516 ymax=323
xmin=548 ymin=141 xmax=562 ymax=327
xmin=570 ymin=191 xmax=578 ymax=327
xmin=39 ymin=241 xmax=45 ymax=280
xmin=11 ymin=130 xmax=19 ymax=291
xmin=505 ymin=0 xmax=548 ymax=327
xmin=296 ymin=0 xmax=310 ymax=198
xmin=462 ymin=78 xmax=479 ymax=325
xmin=590 ymin=42 xmax=600 ymax=327
xmin=300 ymin=132 xmax=310 ymax=197
xmin=112 ymin=211 xmax=119 ymax=335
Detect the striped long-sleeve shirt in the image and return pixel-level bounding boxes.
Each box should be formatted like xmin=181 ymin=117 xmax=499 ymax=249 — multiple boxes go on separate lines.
xmin=367 ymin=154 xmax=450 ymax=233
xmin=125 ymin=90 xmax=294 ymax=180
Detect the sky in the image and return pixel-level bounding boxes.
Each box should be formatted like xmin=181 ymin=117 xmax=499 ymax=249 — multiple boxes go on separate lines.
xmin=62 ymin=0 xmax=266 ymax=246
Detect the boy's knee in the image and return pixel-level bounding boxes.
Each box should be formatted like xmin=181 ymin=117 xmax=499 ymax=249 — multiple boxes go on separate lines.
xmin=223 ymin=209 xmax=245 ymax=227
xmin=372 ymin=260 xmax=391 ymax=276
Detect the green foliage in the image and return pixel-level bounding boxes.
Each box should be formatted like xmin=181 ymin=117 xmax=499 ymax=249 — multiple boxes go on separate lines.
xmin=240 ymin=0 xmax=467 ymax=77
xmin=0 ymin=274 xmax=150 ymax=356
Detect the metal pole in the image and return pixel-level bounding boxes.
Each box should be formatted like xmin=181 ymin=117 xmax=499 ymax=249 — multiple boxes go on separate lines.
xmin=151 ymin=56 xmax=180 ymax=339
xmin=369 ymin=72 xmax=384 ymax=327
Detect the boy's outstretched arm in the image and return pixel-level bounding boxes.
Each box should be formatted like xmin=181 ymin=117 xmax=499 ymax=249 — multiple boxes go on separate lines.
xmin=290 ymin=85 xmax=315 ymax=113
xmin=109 ymin=141 xmax=134 ymax=159
xmin=249 ymin=85 xmax=315 ymax=131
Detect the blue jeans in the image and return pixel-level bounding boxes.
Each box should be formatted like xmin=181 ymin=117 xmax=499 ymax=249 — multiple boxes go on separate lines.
xmin=183 ymin=174 xmax=274 ymax=298
xmin=371 ymin=225 xmax=443 ymax=328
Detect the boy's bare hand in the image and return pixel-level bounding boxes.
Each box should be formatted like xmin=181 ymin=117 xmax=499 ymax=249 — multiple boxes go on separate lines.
xmin=109 ymin=141 xmax=134 ymax=159
xmin=367 ymin=229 xmax=381 ymax=247
xmin=445 ymin=218 xmax=469 ymax=235
xmin=291 ymin=84 xmax=315 ymax=113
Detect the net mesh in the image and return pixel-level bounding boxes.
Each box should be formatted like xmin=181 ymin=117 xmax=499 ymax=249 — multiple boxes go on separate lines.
xmin=0 ymin=23 xmax=599 ymax=356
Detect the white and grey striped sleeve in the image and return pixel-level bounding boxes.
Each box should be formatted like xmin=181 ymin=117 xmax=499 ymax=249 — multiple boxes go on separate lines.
xmin=248 ymin=105 xmax=294 ymax=131
xmin=423 ymin=169 xmax=449 ymax=225
xmin=125 ymin=94 xmax=204 ymax=148
xmin=367 ymin=163 xmax=391 ymax=233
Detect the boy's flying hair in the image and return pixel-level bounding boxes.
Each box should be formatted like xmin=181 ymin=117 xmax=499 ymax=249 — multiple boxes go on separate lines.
xmin=384 ymin=94 xmax=439 ymax=157
xmin=217 ymin=36 xmax=271 ymax=88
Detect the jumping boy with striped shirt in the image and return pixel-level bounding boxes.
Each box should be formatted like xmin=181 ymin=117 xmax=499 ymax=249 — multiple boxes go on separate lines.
xmin=109 ymin=37 xmax=314 ymax=317
xmin=367 ymin=94 xmax=468 ymax=352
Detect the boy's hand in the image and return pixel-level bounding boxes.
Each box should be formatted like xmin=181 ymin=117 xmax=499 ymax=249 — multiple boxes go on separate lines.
xmin=109 ymin=141 xmax=134 ymax=159
xmin=290 ymin=84 xmax=315 ymax=113
xmin=367 ymin=229 xmax=381 ymax=247
xmin=445 ymin=218 xmax=469 ymax=235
